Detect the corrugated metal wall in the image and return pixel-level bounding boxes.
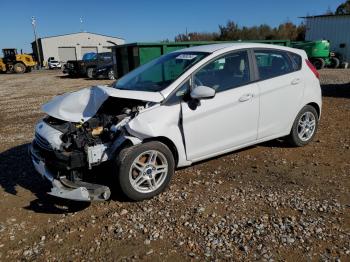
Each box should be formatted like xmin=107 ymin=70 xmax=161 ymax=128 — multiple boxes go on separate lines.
xmin=305 ymin=16 xmax=350 ymax=62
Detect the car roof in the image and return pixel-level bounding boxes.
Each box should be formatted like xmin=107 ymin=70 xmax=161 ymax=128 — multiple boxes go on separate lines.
xmin=175 ymin=43 xmax=305 ymax=56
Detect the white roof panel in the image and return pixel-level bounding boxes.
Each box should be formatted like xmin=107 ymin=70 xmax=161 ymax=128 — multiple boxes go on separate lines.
xmin=174 ymin=42 xmax=306 ymax=56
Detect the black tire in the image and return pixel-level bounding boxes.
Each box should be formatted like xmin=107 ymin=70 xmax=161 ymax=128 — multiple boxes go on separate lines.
xmin=287 ymin=105 xmax=319 ymax=147
xmin=86 ymin=67 xmax=94 ymax=79
xmin=311 ymin=58 xmax=325 ymax=70
xmin=115 ymin=141 xmax=175 ymax=201
xmin=329 ymin=57 xmax=340 ymax=69
xmin=13 ymin=63 xmax=26 ymax=74
xmin=107 ymin=69 xmax=115 ymax=80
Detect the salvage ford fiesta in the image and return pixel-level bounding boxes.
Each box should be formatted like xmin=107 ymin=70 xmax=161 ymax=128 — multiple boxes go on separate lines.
xmin=29 ymin=43 xmax=322 ymax=201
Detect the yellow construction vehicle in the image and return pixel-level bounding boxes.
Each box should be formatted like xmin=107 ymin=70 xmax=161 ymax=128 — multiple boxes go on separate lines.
xmin=0 ymin=48 xmax=37 ymax=74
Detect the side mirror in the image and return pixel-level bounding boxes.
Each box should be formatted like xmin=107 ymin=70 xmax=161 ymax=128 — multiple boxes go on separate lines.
xmin=190 ymin=85 xmax=216 ymax=100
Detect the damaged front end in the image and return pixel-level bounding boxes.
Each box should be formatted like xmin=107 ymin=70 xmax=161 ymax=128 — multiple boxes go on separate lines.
xmin=29 ymin=86 xmax=161 ymax=201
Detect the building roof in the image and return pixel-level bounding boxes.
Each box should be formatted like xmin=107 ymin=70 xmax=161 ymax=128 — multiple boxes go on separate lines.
xmin=300 ymin=14 xmax=350 ymax=19
xmin=38 ymin=32 xmax=124 ymax=40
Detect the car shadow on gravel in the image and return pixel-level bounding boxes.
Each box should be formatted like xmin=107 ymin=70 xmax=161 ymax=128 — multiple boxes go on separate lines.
xmin=0 ymin=143 xmax=90 ymax=214
xmin=321 ymin=82 xmax=350 ymax=99
xmin=55 ymin=75 xmax=79 ymax=79
xmin=259 ymin=139 xmax=293 ymax=148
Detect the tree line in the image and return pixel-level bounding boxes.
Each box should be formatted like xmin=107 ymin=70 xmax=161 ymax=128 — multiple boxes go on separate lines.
xmin=334 ymin=0 xmax=350 ymax=14
xmin=174 ymin=0 xmax=349 ymax=42
xmin=175 ymin=21 xmax=306 ymax=42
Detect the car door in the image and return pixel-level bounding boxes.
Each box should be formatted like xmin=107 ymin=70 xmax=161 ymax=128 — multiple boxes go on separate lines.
xmin=180 ymin=50 xmax=260 ymax=161
xmin=253 ymin=49 xmax=305 ymax=139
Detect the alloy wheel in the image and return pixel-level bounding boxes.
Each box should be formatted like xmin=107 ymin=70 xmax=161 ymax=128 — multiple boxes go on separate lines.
xmin=128 ymin=150 xmax=168 ymax=193
xmin=108 ymin=70 xmax=115 ymax=80
xmin=297 ymin=111 xmax=316 ymax=141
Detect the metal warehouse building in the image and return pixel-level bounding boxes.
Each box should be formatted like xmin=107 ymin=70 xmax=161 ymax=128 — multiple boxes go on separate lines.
xmin=304 ymin=14 xmax=350 ymax=62
xmin=31 ymin=32 xmax=125 ymax=64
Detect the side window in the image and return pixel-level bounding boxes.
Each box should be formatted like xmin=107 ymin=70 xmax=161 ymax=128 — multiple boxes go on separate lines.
xmin=97 ymin=53 xmax=112 ymax=62
xmin=254 ymin=50 xmax=293 ymax=80
xmin=289 ymin=52 xmax=302 ymax=71
xmin=194 ymin=51 xmax=250 ymax=93
xmin=166 ymin=80 xmax=191 ymax=104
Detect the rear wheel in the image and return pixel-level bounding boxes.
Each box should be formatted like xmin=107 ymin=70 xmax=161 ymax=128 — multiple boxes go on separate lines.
xmin=13 ymin=63 xmax=26 ymax=74
xmin=115 ymin=141 xmax=175 ymax=201
xmin=311 ymin=58 xmax=325 ymax=70
xmin=107 ymin=69 xmax=115 ymax=80
xmin=86 ymin=67 xmax=94 ymax=78
xmin=329 ymin=57 xmax=340 ymax=69
xmin=287 ymin=105 xmax=319 ymax=147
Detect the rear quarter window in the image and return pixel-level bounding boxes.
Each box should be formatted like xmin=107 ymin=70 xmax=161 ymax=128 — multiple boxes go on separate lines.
xmin=289 ymin=52 xmax=302 ymax=71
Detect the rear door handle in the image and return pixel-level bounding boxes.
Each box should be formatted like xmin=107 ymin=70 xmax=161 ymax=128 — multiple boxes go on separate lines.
xmin=239 ymin=93 xmax=253 ymax=102
xmin=291 ymin=78 xmax=301 ymax=85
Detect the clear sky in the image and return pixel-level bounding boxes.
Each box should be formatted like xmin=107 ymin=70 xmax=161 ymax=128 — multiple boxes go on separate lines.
xmin=0 ymin=0 xmax=344 ymax=53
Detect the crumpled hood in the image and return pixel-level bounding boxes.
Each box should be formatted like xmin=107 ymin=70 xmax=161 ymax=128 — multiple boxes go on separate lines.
xmin=42 ymin=85 xmax=164 ymax=122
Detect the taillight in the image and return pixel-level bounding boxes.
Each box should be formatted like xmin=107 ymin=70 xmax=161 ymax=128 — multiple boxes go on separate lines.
xmin=305 ymin=59 xmax=320 ymax=79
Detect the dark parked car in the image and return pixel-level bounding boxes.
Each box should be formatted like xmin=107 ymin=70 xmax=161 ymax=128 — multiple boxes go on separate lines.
xmin=63 ymin=52 xmax=112 ymax=78
xmin=92 ymin=63 xmax=115 ymax=80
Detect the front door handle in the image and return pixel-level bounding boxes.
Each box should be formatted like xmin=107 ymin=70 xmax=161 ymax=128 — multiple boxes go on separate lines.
xmin=239 ymin=93 xmax=253 ymax=102
xmin=291 ymin=78 xmax=301 ymax=85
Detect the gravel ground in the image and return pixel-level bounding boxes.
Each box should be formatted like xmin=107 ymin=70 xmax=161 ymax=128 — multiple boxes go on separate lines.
xmin=0 ymin=69 xmax=349 ymax=261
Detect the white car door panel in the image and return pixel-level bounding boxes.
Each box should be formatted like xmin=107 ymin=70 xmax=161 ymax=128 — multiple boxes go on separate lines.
xmin=254 ymin=50 xmax=305 ymax=139
xmin=181 ymin=82 xmax=259 ymax=161
xmin=258 ymin=72 xmax=304 ymax=139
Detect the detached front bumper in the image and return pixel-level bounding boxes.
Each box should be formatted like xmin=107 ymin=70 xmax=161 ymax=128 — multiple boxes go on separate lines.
xmin=29 ymin=143 xmax=111 ymax=202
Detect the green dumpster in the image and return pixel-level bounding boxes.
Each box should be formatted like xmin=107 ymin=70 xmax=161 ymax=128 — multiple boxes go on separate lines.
xmin=111 ymin=40 xmax=291 ymax=79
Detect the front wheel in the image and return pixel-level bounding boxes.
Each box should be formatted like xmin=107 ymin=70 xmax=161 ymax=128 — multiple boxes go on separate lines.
xmin=14 ymin=63 xmax=26 ymax=74
xmin=287 ymin=105 xmax=319 ymax=147
xmin=107 ymin=69 xmax=115 ymax=80
xmin=115 ymin=141 xmax=175 ymax=201
xmin=86 ymin=67 xmax=94 ymax=78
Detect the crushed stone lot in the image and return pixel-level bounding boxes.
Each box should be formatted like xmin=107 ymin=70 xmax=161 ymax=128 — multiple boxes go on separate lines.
xmin=0 ymin=69 xmax=349 ymax=261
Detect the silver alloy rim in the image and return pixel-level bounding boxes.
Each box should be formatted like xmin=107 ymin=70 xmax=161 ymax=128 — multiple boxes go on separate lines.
xmin=129 ymin=150 xmax=168 ymax=193
xmin=297 ymin=111 xmax=316 ymax=141
xmin=108 ymin=70 xmax=115 ymax=80
xmin=87 ymin=68 xmax=93 ymax=78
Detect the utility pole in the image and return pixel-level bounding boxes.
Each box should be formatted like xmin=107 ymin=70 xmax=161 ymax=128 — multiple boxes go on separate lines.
xmin=31 ymin=16 xmax=41 ymax=68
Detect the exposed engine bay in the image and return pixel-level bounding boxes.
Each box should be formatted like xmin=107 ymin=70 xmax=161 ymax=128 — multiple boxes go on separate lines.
xmin=42 ymin=97 xmax=147 ymax=167
xmin=46 ymin=97 xmax=145 ymax=152
xmin=30 ymin=96 xmax=150 ymax=201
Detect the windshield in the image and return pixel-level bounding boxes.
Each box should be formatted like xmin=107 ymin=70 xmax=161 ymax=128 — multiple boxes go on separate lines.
xmin=113 ymin=51 xmax=208 ymax=92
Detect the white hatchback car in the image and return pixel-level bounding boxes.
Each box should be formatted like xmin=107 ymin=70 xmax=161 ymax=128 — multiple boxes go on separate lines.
xmin=47 ymin=57 xmax=62 ymax=70
xmin=30 ymin=43 xmax=322 ymax=201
